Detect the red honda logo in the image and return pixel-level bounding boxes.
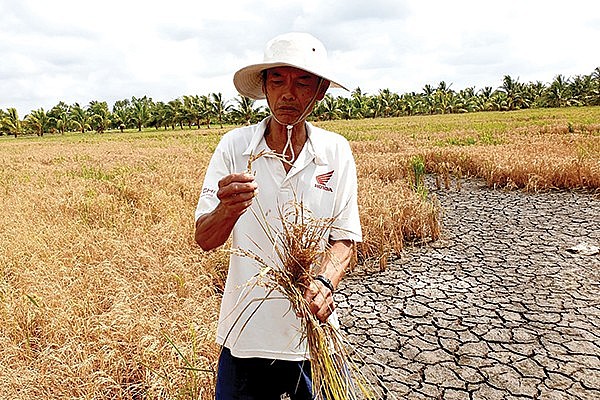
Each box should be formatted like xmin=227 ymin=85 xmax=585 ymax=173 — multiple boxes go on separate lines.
xmin=316 ymin=170 xmax=334 ymax=185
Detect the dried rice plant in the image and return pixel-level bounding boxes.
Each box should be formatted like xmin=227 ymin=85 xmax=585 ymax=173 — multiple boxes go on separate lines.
xmin=232 ymin=201 xmax=377 ymax=399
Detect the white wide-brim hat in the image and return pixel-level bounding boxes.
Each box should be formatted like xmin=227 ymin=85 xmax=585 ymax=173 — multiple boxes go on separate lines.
xmin=233 ymin=32 xmax=348 ymax=100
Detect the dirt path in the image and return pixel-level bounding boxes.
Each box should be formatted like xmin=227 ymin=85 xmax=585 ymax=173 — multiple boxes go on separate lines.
xmin=337 ymin=179 xmax=600 ymax=399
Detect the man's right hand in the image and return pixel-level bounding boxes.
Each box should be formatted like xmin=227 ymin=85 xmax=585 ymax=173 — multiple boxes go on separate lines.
xmin=195 ymin=172 xmax=258 ymax=251
xmin=216 ymin=173 xmax=258 ymax=218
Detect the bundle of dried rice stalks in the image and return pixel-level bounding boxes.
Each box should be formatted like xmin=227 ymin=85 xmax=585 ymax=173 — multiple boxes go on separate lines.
xmin=232 ymin=197 xmax=377 ymax=399
xmin=224 ymin=150 xmax=380 ymax=398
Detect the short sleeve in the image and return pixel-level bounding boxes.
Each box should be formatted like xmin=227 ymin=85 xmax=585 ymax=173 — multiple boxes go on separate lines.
xmin=329 ymin=141 xmax=362 ymax=242
xmin=194 ymin=140 xmax=233 ymax=222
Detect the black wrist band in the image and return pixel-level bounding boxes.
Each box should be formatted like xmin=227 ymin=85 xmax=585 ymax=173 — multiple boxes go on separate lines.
xmin=315 ymin=275 xmax=335 ymax=293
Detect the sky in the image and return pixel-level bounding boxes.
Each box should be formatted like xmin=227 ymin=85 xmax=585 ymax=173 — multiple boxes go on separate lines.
xmin=1 ymin=0 xmax=599 ymax=116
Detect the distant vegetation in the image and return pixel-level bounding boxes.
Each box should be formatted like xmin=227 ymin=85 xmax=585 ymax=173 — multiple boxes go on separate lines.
xmin=1 ymin=68 xmax=599 ymax=137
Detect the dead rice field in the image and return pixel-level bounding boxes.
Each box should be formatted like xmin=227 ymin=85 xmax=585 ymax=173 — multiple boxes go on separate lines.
xmin=0 ymin=107 xmax=598 ymax=399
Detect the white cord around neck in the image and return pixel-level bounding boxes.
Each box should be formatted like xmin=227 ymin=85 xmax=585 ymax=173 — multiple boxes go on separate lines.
xmin=281 ymin=124 xmax=295 ymax=163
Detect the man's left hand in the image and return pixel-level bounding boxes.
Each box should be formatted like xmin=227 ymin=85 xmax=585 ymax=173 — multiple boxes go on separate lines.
xmin=304 ymin=279 xmax=335 ymax=323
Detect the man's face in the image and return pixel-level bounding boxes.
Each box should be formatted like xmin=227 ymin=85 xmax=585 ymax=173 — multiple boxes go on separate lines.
xmin=263 ymin=66 xmax=328 ymax=125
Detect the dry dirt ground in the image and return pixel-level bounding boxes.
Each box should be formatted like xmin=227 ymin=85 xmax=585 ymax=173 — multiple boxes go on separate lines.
xmin=337 ymin=179 xmax=600 ymax=400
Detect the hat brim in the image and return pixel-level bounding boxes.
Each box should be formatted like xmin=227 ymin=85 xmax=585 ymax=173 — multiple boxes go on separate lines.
xmin=233 ymin=62 xmax=348 ymax=100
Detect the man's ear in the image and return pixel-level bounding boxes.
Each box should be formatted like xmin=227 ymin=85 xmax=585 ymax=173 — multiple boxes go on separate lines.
xmin=316 ymin=80 xmax=331 ymax=101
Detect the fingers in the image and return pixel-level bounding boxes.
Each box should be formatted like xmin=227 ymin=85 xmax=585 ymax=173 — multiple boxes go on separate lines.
xmin=304 ymin=281 xmax=335 ymax=323
xmin=218 ymin=172 xmax=255 ymax=188
xmin=216 ymin=173 xmax=258 ymax=216
xmin=217 ymin=173 xmax=257 ymax=198
xmin=218 ymin=186 xmax=256 ymax=203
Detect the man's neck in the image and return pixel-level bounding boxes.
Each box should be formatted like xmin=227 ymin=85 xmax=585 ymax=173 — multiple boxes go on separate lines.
xmin=265 ymin=118 xmax=308 ymax=168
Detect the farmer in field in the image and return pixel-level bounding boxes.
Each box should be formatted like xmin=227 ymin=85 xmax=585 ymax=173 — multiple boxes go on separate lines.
xmin=194 ymin=32 xmax=361 ymax=399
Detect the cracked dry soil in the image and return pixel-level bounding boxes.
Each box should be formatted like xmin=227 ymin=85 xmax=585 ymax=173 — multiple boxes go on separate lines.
xmin=337 ymin=179 xmax=600 ymax=400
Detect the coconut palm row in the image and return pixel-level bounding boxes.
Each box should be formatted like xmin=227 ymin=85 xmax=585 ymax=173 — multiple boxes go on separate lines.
xmin=315 ymin=69 xmax=600 ymax=120
xmin=0 ymin=94 xmax=263 ymax=137
xmin=1 ymin=68 xmax=599 ymax=137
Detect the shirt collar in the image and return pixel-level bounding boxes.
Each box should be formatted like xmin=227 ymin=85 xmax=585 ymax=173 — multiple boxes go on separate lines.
xmin=304 ymin=123 xmax=328 ymax=166
xmin=242 ymin=118 xmax=270 ymax=156
xmin=241 ymin=118 xmax=328 ymax=166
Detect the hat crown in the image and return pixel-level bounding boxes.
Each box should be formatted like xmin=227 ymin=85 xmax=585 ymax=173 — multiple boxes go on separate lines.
xmin=233 ymin=32 xmax=347 ymax=100
xmin=263 ymin=32 xmax=328 ymax=73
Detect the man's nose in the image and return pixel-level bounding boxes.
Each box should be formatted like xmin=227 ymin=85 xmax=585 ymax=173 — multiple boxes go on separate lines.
xmin=281 ymin=85 xmax=296 ymax=101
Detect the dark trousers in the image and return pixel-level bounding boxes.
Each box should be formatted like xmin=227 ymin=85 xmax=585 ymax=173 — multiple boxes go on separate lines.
xmin=215 ymin=347 xmax=314 ymax=400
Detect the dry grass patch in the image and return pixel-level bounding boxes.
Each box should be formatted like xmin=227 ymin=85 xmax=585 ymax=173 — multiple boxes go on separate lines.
xmin=321 ymin=107 xmax=599 ymax=192
xmin=0 ymin=135 xmax=222 ymax=399
xmin=355 ymin=153 xmax=441 ymax=269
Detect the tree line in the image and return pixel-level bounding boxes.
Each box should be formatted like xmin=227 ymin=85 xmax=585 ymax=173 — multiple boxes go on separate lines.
xmin=1 ymin=68 xmax=599 ymax=137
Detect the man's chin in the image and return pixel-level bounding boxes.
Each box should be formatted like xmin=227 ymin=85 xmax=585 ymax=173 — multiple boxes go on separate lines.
xmin=272 ymin=113 xmax=299 ymax=126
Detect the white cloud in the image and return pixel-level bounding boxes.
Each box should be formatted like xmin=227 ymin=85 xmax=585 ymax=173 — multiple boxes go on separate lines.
xmin=1 ymin=0 xmax=599 ymax=116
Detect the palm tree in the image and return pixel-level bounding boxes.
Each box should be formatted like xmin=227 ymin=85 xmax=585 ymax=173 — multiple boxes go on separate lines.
xmin=70 ymin=103 xmax=91 ymax=133
xmin=230 ymin=96 xmax=265 ymax=125
xmin=2 ymin=108 xmax=22 ymax=137
xmin=433 ymin=89 xmax=450 ymax=114
xmin=199 ymin=95 xmax=214 ymax=128
xmin=26 ymin=108 xmax=51 ymax=136
xmin=48 ymin=102 xmax=71 ymax=134
xmin=336 ymin=97 xmax=354 ymax=120
xmin=376 ymin=88 xmax=397 ymax=117
xmin=487 ymin=91 xmax=509 ymax=111
xmin=545 ymin=75 xmax=572 ymax=108
xmin=129 ymin=96 xmax=153 ymax=131
xmin=458 ymin=87 xmax=481 ymax=112
xmin=167 ymin=99 xmax=185 ymax=129
xmin=498 ymin=75 xmax=528 ymax=110
xmin=445 ymin=92 xmax=467 ymax=114
xmin=524 ymin=81 xmax=546 ymax=108
xmin=88 ymin=101 xmax=111 ymax=133
xmin=112 ymin=99 xmax=130 ymax=132
xmin=151 ymin=101 xmax=171 ymax=130
xmin=211 ymin=92 xmax=228 ymax=128
xmin=0 ymin=109 xmax=6 ymax=135
xmin=477 ymin=87 xmax=493 ymax=111
xmin=422 ymin=84 xmax=436 ymax=114
xmin=349 ymin=87 xmax=369 ymax=119
xmin=399 ymin=93 xmax=418 ymax=116
xmin=569 ymin=75 xmax=593 ymax=106
xmin=182 ymin=95 xmax=200 ymax=128
xmin=313 ymin=94 xmax=340 ymax=120
xmin=590 ymin=67 xmax=600 ymax=106
xmin=437 ymin=81 xmax=452 ymax=93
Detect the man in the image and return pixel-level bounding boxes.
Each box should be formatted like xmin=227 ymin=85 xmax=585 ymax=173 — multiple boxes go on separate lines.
xmin=194 ymin=32 xmax=362 ymax=399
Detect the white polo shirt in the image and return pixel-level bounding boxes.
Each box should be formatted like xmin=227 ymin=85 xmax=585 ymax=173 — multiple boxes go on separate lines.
xmin=195 ymin=118 xmax=362 ymax=361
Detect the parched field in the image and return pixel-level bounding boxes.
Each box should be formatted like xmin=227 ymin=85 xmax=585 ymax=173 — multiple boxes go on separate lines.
xmin=0 ymin=107 xmax=598 ymax=399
